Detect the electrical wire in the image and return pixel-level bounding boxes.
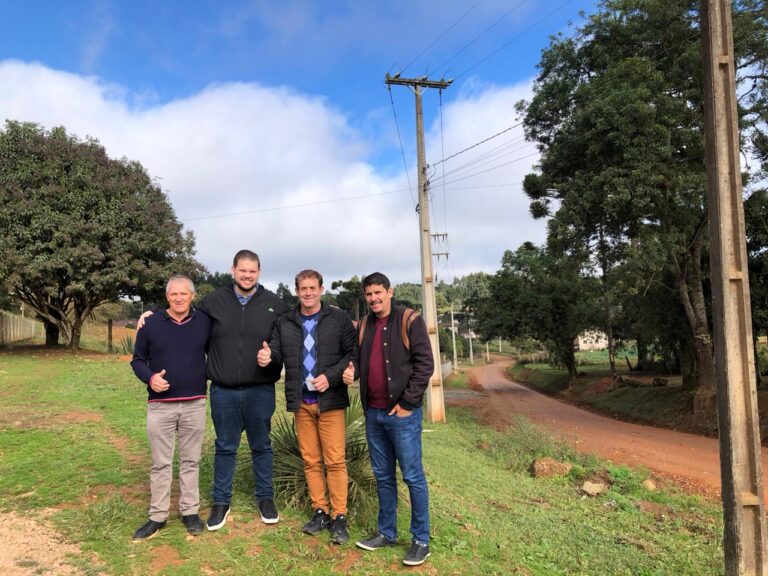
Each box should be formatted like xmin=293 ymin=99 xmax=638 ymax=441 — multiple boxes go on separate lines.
xmin=388 ymin=84 xmax=418 ymax=209
xmin=431 ymin=0 xmax=532 ymax=77
xmin=429 ymin=122 xmax=524 ymax=168
xmin=400 ymin=0 xmax=484 ymax=75
xmin=453 ymin=0 xmax=574 ymax=81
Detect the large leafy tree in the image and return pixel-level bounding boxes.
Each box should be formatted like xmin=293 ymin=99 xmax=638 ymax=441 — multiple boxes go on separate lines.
xmin=517 ymin=0 xmax=767 ymax=397
xmin=475 ymin=243 xmax=600 ymax=382
xmin=0 ymin=121 xmax=203 ymax=349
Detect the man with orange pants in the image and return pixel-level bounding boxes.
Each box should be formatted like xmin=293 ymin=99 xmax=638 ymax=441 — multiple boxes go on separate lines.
xmin=258 ymin=269 xmax=356 ymax=544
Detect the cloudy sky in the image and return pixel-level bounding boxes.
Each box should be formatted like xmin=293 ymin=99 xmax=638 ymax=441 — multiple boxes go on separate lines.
xmin=0 ymin=0 xmax=597 ymax=290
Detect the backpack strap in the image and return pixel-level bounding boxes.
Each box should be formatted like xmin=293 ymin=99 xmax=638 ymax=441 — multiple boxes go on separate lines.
xmin=358 ymin=307 xmax=419 ymax=350
xmin=357 ymin=314 xmax=369 ymax=348
xmin=401 ymin=308 xmax=418 ymax=351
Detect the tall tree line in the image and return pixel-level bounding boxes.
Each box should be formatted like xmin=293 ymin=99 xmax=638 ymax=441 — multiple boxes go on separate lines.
xmin=472 ymin=0 xmax=767 ymax=406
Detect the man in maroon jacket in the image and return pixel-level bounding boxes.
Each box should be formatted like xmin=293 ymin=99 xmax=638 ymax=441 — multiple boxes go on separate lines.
xmin=343 ymin=272 xmax=434 ymax=566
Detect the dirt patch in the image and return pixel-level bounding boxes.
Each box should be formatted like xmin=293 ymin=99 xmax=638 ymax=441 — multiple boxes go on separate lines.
xmin=150 ymin=544 xmax=185 ymax=572
xmin=0 ymin=512 xmax=97 ymax=575
xmin=60 ymin=411 xmax=104 ymax=424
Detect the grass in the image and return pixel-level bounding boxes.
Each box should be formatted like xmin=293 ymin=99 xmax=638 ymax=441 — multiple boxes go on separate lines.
xmin=0 ymin=347 xmax=725 ymax=575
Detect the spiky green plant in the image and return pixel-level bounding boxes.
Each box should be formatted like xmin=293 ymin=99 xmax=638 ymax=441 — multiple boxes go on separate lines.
xmin=271 ymin=392 xmax=378 ymax=528
xmin=118 ymin=335 xmax=134 ymax=355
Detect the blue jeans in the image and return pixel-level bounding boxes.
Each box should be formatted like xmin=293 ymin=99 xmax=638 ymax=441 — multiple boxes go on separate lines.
xmin=210 ymin=383 xmax=275 ymax=504
xmin=365 ymin=406 xmax=430 ymax=544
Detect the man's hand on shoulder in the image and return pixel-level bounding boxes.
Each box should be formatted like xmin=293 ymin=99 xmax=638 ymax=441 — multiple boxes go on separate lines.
xmin=136 ymin=310 xmax=154 ymax=330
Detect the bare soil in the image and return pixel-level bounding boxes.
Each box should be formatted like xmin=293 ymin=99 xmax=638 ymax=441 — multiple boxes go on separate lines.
xmin=453 ymin=358 xmax=768 ymax=502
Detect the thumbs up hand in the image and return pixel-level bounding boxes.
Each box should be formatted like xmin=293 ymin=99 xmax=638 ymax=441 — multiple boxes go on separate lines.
xmin=257 ymin=341 xmax=272 ymax=367
xmin=342 ymin=361 xmax=356 ymax=386
xmin=150 ymin=369 xmax=170 ymax=393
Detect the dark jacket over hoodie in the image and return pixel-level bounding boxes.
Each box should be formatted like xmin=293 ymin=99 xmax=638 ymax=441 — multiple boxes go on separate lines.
xmin=269 ymin=302 xmax=356 ymax=413
xmin=355 ymin=305 xmax=434 ymax=411
xmin=199 ymin=285 xmax=289 ymax=387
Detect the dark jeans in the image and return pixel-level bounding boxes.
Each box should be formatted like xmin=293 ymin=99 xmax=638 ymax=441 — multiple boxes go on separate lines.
xmin=365 ymin=406 xmax=430 ymax=544
xmin=210 ymin=383 xmax=275 ymax=504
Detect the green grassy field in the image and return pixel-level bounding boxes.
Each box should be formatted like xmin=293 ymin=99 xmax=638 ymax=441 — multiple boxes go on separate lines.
xmin=0 ymin=348 xmax=725 ymax=575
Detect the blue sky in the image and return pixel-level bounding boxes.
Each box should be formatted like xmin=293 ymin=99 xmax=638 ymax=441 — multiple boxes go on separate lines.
xmin=0 ymin=0 xmax=598 ymax=289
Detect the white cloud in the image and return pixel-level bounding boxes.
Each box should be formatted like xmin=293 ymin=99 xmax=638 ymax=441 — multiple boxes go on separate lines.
xmin=0 ymin=60 xmax=545 ymax=290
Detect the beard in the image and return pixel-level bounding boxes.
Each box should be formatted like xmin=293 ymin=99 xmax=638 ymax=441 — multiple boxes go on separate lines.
xmin=234 ymin=280 xmax=258 ymax=295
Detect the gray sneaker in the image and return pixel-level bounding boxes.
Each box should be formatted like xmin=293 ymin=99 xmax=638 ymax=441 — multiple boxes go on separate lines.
xmin=355 ymin=532 xmax=397 ymax=551
xmin=330 ymin=515 xmax=349 ymax=545
xmin=403 ymin=541 xmax=430 ymax=566
xmin=302 ymin=508 xmax=331 ymax=535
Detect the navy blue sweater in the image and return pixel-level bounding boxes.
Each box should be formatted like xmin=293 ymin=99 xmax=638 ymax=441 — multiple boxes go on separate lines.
xmin=131 ymin=308 xmax=211 ymax=402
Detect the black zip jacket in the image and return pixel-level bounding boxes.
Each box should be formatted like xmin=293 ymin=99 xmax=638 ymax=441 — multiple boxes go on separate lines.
xmin=355 ymin=305 xmax=434 ymax=411
xmin=199 ymin=285 xmax=289 ymax=387
xmin=269 ymin=302 xmax=356 ymax=413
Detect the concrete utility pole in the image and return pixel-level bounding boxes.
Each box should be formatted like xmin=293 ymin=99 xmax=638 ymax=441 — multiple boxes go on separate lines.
xmin=450 ymin=304 xmax=458 ymax=375
xmin=700 ymin=1 xmax=767 ymax=574
xmin=385 ymin=73 xmax=452 ymax=423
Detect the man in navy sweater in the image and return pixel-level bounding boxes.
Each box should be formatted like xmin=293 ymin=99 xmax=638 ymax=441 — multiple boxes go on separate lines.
xmin=130 ymin=275 xmax=211 ymax=541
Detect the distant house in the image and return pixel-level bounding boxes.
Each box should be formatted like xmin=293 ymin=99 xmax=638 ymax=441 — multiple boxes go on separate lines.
xmin=574 ymin=330 xmax=608 ymax=351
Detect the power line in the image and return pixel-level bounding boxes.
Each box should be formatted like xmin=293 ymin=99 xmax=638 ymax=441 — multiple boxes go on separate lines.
xmin=388 ymin=84 xmax=417 ymax=208
xmin=431 ymin=0 xmax=532 ymax=77
xmin=437 ymin=151 xmax=540 ymax=186
xmin=453 ymin=0 xmax=574 ymax=81
xmin=180 ymin=188 xmax=404 ymax=223
xmin=400 ymin=0 xmax=484 ymax=75
xmin=432 ymin=137 xmax=535 ymax=181
xmin=429 ymin=122 xmax=524 ymax=168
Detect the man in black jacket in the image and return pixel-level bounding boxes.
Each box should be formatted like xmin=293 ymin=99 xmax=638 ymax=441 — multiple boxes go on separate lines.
xmin=203 ymin=250 xmax=289 ymax=531
xmin=343 ymin=272 xmax=434 ymax=566
xmin=258 ymin=269 xmax=356 ymax=544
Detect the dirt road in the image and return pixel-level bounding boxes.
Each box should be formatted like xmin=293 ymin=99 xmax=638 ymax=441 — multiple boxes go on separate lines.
xmin=455 ymin=359 xmax=768 ymax=500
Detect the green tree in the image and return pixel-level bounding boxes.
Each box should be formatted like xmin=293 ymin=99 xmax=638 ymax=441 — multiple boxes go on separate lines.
xmin=475 ymin=243 xmax=600 ymax=382
xmin=393 ymin=282 xmax=422 ymax=311
xmin=331 ymin=276 xmax=365 ymax=321
xmin=276 ymin=281 xmax=299 ymax=308
xmin=516 ymin=0 xmax=767 ymax=397
xmin=0 ymin=121 xmax=203 ymax=349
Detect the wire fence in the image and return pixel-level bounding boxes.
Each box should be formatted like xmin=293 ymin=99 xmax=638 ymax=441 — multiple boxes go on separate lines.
xmin=0 ymin=311 xmax=40 ymax=344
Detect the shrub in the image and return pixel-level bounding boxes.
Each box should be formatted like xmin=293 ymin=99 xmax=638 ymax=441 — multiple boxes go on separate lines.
xmin=271 ymin=393 xmax=378 ymax=528
xmin=118 ymin=335 xmax=134 ymax=355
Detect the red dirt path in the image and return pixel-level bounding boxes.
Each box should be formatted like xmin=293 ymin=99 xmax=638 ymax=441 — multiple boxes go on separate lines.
xmin=456 ymin=359 xmax=768 ymax=502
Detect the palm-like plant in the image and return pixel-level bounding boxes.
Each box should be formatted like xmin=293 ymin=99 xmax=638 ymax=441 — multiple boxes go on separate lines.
xmin=271 ymin=392 xmax=379 ymax=528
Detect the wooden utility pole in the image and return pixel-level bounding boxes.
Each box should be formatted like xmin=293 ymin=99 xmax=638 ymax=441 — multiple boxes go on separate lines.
xmin=701 ymin=1 xmax=767 ymax=574
xmin=385 ymin=73 xmax=452 ymax=423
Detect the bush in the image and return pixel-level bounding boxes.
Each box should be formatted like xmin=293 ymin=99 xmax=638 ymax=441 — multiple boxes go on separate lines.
xmin=271 ymin=393 xmax=378 ymax=528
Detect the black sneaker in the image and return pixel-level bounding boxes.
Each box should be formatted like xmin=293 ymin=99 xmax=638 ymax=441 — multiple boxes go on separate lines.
xmin=330 ymin=515 xmax=349 ymax=545
xmin=403 ymin=541 xmax=431 ymax=566
xmin=131 ymin=519 xmax=166 ymax=542
xmin=355 ymin=532 xmax=397 ymax=551
xmin=206 ymin=504 xmax=230 ymax=531
xmin=302 ymin=508 xmax=331 ymax=535
xmin=258 ymin=498 xmax=279 ymax=524
xmin=181 ymin=513 xmax=204 ymax=536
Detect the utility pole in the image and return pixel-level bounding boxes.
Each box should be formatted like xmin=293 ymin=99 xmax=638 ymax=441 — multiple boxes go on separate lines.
xmin=701 ymin=1 xmax=767 ymax=574
xmin=450 ymin=304 xmax=458 ymax=375
xmin=385 ymin=73 xmax=452 ymax=423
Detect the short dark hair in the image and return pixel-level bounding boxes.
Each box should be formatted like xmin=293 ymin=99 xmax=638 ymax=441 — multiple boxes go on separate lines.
xmin=233 ymin=250 xmax=261 ymax=268
xmin=295 ymin=269 xmax=323 ymax=288
xmin=362 ymin=272 xmax=390 ymax=290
